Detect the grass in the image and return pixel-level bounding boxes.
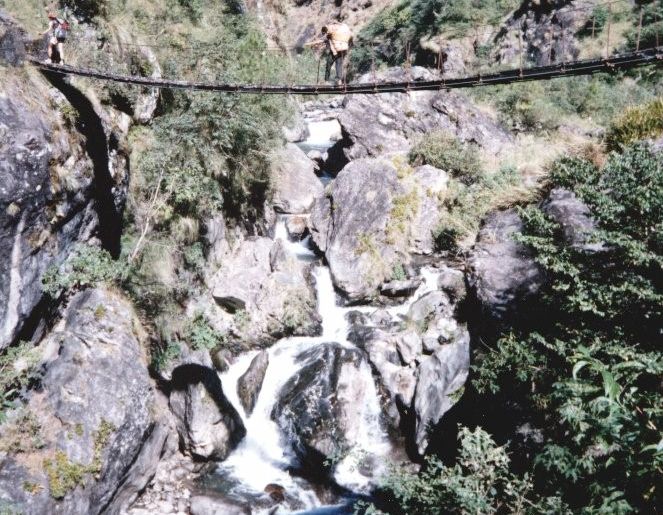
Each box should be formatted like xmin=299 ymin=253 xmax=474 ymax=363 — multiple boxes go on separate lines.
xmin=409 ymin=132 xmax=484 ymax=183
xmin=605 ymin=97 xmax=663 ymax=150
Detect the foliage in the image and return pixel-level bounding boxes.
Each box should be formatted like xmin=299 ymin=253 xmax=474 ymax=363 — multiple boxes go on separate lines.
xmin=44 ymin=451 xmax=89 ymax=499
xmin=577 ymin=6 xmax=610 ymax=38
xmin=605 ymin=97 xmax=663 ymax=150
xmin=409 ymin=132 xmax=484 ymax=183
xmin=435 ymin=165 xmax=532 ymax=250
xmin=625 ymin=1 xmax=663 ymax=51
xmin=473 ymin=143 xmax=663 ymax=512
xmin=0 ymin=343 xmax=38 ymax=424
xmin=41 ymin=245 xmax=126 ymax=298
xmin=365 ymin=427 xmax=564 ymax=514
xmin=184 ymin=313 xmax=225 ymax=351
xmin=150 ymin=340 xmax=181 ymax=372
xmin=60 ymin=0 xmax=110 ymax=20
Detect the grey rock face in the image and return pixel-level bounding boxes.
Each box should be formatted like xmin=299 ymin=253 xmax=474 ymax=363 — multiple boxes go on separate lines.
xmin=210 ymin=237 xmax=320 ymax=343
xmin=468 ymin=210 xmax=544 ymax=326
xmin=270 ymin=144 xmax=323 ymax=214
xmin=0 ymin=289 xmax=166 ymax=515
xmin=414 ymin=334 xmax=470 ymax=455
xmin=327 ymin=67 xmax=512 ymax=170
xmin=381 ymin=278 xmax=423 ymax=298
xmin=271 ymin=343 xmax=378 ymax=471
xmin=170 ymin=363 xmax=246 ymax=461
xmin=541 ymin=188 xmax=602 ymax=251
xmin=409 ymin=165 xmax=449 ymax=254
xmin=237 ymin=351 xmax=269 ymax=415
xmin=0 ymin=18 xmax=129 ymax=350
xmin=190 ymin=495 xmax=251 ymax=515
xmin=309 ymin=159 xmax=409 ymax=301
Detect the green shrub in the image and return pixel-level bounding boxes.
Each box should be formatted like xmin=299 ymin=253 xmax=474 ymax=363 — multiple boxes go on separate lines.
xmin=0 ymin=343 xmax=38 ymax=424
xmin=409 ymin=132 xmax=484 ymax=184
xmin=364 ymin=427 xmax=564 ymax=514
xmin=184 ymin=313 xmax=225 ymax=351
xmin=150 ymin=341 xmax=181 ymax=372
xmin=41 ymin=245 xmax=126 ymax=298
xmin=472 ymin=143 xmax=663 ymax=512
xmin=605 ymin=97 xmax=663 ymax=150
xmin=61 ymin=0 xmax=110 ymax=20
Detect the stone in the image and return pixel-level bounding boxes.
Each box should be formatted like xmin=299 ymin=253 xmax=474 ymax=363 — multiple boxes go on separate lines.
xmin=309 ymin=159 xmax=410 ymax=300
xmin=467 ymin=209 xmax=544 ymax=330
xmin=169 ymin=363 xmax=246 ymax=461
xmin=189 ymin=495 xmax=250 ymax=515
xmin=541 ymin=188 xmax=602 ymax=252
xmin=394 ymin=329 xmax=423 ymax=365
xmin=414 ymin=330 xmax=470 ymax=455
xmin=237 ymin=351 xmax=269 ymax=415
xmin=270 ymin=144 xmax=323 ymax=214
xmin=0 ymin=289 xmax=167 ymax=514
xmin=285 ymin=215 xmax=308 ymax=239
xmin=381 ymin=278 xmax=423 ymax=298
xmin=271 ymin=343 xmax=383 ymax=472
xmin=437 ymin=266 xmax=467 ymax=304
xmin=210 ymin=237 xmax=320 ymax=343
xmin=326 ymin=67 xmax=512 ymax=172
xmin=406 ymin=165 xmax=450 ymax=254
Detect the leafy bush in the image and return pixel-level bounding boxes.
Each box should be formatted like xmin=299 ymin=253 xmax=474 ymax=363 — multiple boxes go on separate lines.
xmin=184 ymin=313 xmax=225 ymax=351
xmin=472 ymin=143 xmax=663 ymax=512
xmin=364 ymin=427 xmax=564 ymax=514
xmin=41 ymin=245 xmax=126 ymax=298
xmin=61 ymin=0 xmax=110 ymax=20
xmin=409 ymin=132 xmax=484 ymax=184
xmin=0 ymin=343 xmax=37 ymax=424
xmin=605 ymin=97 xmax=663 ymax=150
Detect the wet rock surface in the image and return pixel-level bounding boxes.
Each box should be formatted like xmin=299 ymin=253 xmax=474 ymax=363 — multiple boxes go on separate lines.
xmin=237 ymin=351 xmax=269 ymax=415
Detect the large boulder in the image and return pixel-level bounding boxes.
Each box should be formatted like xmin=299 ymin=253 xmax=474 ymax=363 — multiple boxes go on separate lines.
xmin=541 ymin=188 xmax=602 ymax=251
xmin=413 ymin=335 xmax=470 ymax=455
xmin=271 ymin=343 xmax=385 ymax=475
xmin=327 ymin=67 xmax=512 ymax=171
xmin=408 ymin=165 xmax=449 ymax=254
xmin=270 ymin=144 xmax=323 ymax=214
xmin=237 ymin=351 xmax=269 ymax=415
xmin=170 ymin=363 xmax=246 ymax=461
xmin=467 ymin=210 xmax=544 ymax=329
xmin=309 ymin=158 xmax=411 ymax=301
xmin=0 ymin=289 xmax=169 ymax=514
xmin=0 ymin=16 xmax=129 ymax=350
xmin=209 ymin=237 xmax=320 ymax=343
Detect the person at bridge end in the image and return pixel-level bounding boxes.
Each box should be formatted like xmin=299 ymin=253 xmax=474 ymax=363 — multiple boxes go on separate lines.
xmin=40 ymin=13 xmax=69 ymax=65
xmin=305 ymin=23 xmax=353 ymax=86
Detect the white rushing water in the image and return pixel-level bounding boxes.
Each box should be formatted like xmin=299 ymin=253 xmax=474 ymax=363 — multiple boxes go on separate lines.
xmin=213 ymin=118 xmax=441 ymax=513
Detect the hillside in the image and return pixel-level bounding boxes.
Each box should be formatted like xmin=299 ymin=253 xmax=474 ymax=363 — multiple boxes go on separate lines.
xmin=0 ymin=0 xmax=661 ymax=514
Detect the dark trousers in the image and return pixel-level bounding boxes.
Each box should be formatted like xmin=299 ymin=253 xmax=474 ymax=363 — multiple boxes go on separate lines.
xmin=325 ymin=51 xmax=347 ymax=83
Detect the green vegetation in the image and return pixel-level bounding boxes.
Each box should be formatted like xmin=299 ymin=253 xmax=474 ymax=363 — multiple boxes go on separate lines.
xmin=44 ymin=418 xmax=116 ymax=498
xmin=150 ymin=341 xmax=181 ymax=372
xmin=44 ymin=451 xmax=89 ymax=499
xmin=184 ymin=313 xmax=225 ymax=351
xmin=0 ymin=410 xmax=44 ymax=453
xmin=409 ymin=132 xmax=483 ymax=183
xmin=0 ymin=343 xmax=38 ymax=424
xmin=435 ymin=165 xmax=534 ymax=250
xmin=363 ymin=427 xmax=564 ymax=514
xmin=375 ymin=143 xmax=662 ymax=513
xmin=605 ymin=96 xmax=663 ymax=150
xmin=41 ymin=245 xmax=126 ymax=298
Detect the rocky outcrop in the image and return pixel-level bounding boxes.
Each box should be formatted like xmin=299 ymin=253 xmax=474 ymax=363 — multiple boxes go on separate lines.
xmin=0 ymin=15 xmax=129 ymax=351
xmin=310 ymin=158 xmax=411 ymax=301
xmin=541 ymin=188 xmax=601 ymax=251
xmin=468 ymin=210 xmax=544 ymax=330
xmin=209 ymin=237 xmax=320 ymax=343
xmin=496 ymin=0 xmax=599 ymax=66
xmin=270 ymin=144 xmax=323 ymax=214
xmin=237 ymin=351 xmax=269 ymax=415
xmin=170 ymin=363 xmax=246 ymax=461
xmin=407 ymin=165 xmax=449 ymax=254
xmin=0 ymin=289 xmax=169 ymax=514
xmin=271 ymin=343 xmax=381 ymax=473
xmin=327 ymin=67 xmax=512 ymax=171
xmin=348 ymin=274 xmax=470 ymax=455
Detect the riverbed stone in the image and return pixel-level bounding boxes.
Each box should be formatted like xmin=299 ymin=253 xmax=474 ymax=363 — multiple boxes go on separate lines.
xmin=270 ymin=144 xmax=323 ymax=214
xmin=237 ymin=351 xmax=269 ymax=415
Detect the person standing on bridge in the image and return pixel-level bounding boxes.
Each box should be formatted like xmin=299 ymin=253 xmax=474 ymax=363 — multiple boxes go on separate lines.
xmin=306 ymin=23 xmax=353 ymax=85
xmin=41 ymin=13 xmax=69 ymax=65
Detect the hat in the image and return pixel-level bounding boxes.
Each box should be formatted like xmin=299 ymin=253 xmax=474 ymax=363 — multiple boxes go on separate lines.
xmin=47 ymin=13 xmax=58 ymax=19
